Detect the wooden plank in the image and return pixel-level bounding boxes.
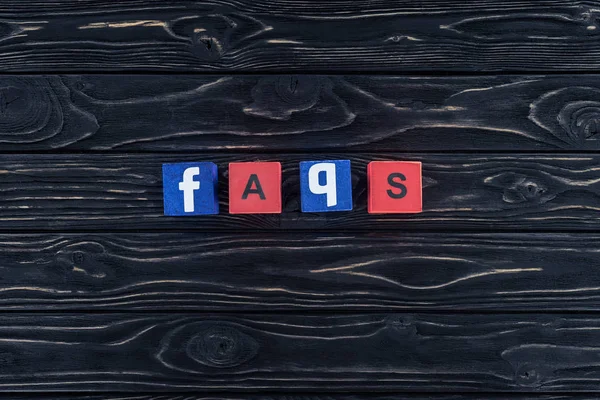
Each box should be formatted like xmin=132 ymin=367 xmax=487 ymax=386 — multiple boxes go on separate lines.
xmin=0 ymin=313 xmax=596 ymax=391
xmin=0 ymin=396 xmax=588 ymax=400
xmin=0 ymin=153 xmax=599 ymax=231
xmin=0 ymin=233 xmax=599 ymax=312
xmin=0 ymin=396 xmax=589 ymax=400
xmin=6 ymin=74 xmax=600 ymax=151
xmin=0 ymin=1 xmax=597 ymax=72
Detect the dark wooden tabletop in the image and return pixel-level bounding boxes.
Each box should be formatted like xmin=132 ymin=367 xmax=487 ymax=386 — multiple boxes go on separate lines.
xmin=0 ymin=1 xmax=599 ymax=399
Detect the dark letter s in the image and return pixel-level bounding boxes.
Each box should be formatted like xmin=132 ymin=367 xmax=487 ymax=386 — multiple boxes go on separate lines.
xmin=387 ymin=173 xmax=407 ymax=199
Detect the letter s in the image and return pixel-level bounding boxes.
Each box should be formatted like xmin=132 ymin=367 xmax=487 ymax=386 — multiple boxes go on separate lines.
xmin=387 ymin=172 xmax=407 ymax=199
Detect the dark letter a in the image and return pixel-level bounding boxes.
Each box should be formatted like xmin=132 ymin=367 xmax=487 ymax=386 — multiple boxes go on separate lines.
xmin=242 ymin=174 xmax=266 ymax=200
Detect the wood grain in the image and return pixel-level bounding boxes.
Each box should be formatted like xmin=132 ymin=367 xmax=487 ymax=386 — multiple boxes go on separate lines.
xmin=5 ymin=1 xmax=599 ymax=397
xmin=1 ymin=233 xmax=600 ymax=311
xmin=0 ymin=313 xmax=596 ymax=391
xmin=0 ymin=396 xmax=590 ymax=400
xmin=0 ymin=1 xmax=597 ymax=71
xmin=6 ymin=75 xmax=600 ymax=151
xmin=1 ymin=153 xmax=599 ymax=231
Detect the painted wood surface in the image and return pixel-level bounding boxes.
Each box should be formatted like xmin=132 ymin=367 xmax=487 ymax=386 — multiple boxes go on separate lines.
xmin=0 ymin=233 xmax=598 ymax=311
xmin=0 ymin=153 xmax=598 ymax=231
xmin=0 ymin=1 xmax=597 ymax=72
xmin=3 ymin=0 xmax=600 ymax=396
xmin=0 ymin=396 xmax=591 ymax=400
xmin=4 ymin=75 xmax=600 ymax=151
xmin=0 ymin=313 xmax=595 ymax=391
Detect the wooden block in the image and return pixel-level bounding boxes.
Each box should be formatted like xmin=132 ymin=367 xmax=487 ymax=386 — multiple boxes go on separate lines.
xmin=300 ymin=160 xmax=353 ymax=212
xmin=229 ymin=162 xmax=282 ymax=214
xmin=162 ymin=162 xmax=219 ymax=215
xmin=368 ymin=161 xmax=422 ymax=214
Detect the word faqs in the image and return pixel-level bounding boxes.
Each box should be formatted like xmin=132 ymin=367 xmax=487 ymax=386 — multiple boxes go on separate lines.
xmin=162 ymin=160 xmax=422 ymax=216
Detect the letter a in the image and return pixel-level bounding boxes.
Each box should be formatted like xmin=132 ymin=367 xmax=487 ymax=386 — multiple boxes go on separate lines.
xmin=242 ymin=174 xmax=266 ymax=200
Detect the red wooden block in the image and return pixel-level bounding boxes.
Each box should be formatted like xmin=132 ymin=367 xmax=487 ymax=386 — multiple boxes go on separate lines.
xmin=368 ymin=161 xmax=422 ymax=214
xmin=229 ymin=162 xmax=282 ymax=214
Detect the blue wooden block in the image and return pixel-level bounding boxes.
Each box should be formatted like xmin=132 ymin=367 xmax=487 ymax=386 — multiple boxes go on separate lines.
xmin=300 ymin=160 xmax=353 ymax=212
xmin=162 ymin=162 xmax=219 ymax=216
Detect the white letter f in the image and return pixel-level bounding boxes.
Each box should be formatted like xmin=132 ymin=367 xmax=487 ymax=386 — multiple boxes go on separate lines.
xmin=179 ymin=167 xmax=200 ymax=212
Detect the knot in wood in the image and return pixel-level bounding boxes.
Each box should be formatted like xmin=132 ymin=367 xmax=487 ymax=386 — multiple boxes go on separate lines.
xmin=511 ymin=178 xmax=547 ymax=203
xmin=385 ymin=315 xmax=417 ymax=338
xmin=72 ymin=251 xmax=85 ymax=265
xmin=514 ymin=363 xmax=545 ymax=387
xmin=502 ymin=345 xmax=552 ymax=388
xmin=187 ymin=324 xmax=259 ymax=368
xmin=0 ymin=78 xmax=50 ymax=138
xmin=191 ymin=29 xmax=225 ymax=61
xmin=485 ymin=172 xmax=555 ymax=205
xmin=244 ymin=76 xmax=327 ymax=121
xmin=0 ymin=85 xmax=21 ymax=115
xmin=530 ymin=86 xmax=600 ymax=148
xmin=0 ymin=77 xmax=97 ymax=147
xmin=54 ymin=241 xmax=110 ymax=283
xmin=559 ymin=101 xmax=600 ymax=140
xmin=276 ymin=76 xmax=322 ymax=105
xmin=180 ymin=13 xmax=237 ymax=61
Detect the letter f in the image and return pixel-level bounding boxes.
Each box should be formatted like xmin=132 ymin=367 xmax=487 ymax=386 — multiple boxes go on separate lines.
xmin=179 ymin=167 xmax=200 ymax=212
